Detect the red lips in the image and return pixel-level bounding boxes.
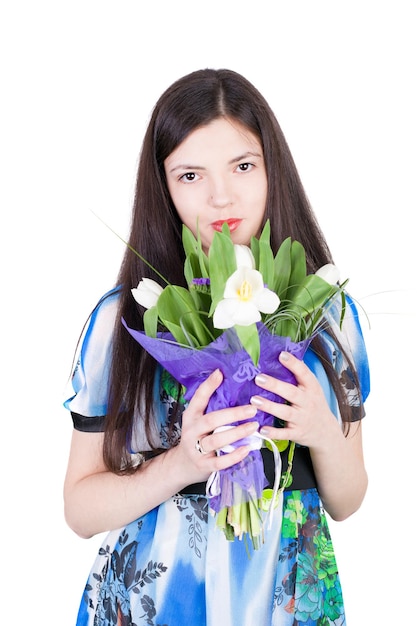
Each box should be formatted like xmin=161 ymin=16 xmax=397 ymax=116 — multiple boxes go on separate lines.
xmin=211 ymin=218 xmax=242 ymax=233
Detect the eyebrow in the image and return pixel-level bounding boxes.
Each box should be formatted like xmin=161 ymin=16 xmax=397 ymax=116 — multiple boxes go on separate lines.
xmin=168 ymin=151 xmax=263 ymax=174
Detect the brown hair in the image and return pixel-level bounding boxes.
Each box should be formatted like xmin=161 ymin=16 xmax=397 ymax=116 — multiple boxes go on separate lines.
xmin=102 ymin=68 xmax=360 ymax=473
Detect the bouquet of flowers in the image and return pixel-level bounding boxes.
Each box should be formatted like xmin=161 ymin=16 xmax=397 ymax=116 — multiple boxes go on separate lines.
xmin=123 ymin=220 xmax=348 ymax=549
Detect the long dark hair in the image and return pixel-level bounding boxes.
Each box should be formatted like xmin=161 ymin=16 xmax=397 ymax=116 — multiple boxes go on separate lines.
xmin=103 ymin=68 xmax=360 ymax=473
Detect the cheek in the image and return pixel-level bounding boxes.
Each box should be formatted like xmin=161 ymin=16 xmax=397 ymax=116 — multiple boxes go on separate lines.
xmin=175 ymin=203 xmax=196 ymax=228
xmin=248 ymin=183 xmax=268 ymax=218
xmin=172 ymin=197 xmax=203 ymax=238
xmin=245 ymin=173 xmax=267 ymax=205
xmin=175 ymin=189 xmax=207 ymax=232
xmin=168 ymin=187 xmax=190 ymax=218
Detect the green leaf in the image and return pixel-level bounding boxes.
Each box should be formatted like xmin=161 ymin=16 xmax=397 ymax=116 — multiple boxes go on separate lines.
xmin=285 ymin=240 xmax=307 ymax=301
xmin=257 ymin=221 xmax=275 ymax=291
xmin=273 ymin=237 xmax=292 ymax=297
xmin=290 ymin=274 xmax=336 ymax=314
xmin=143 ymin=306 xmax=159 ymax=338
xmin=162 ymin=320 xmax=200 ymax=346
xmin=183 ymin=254 xmax=196 ymax=290
xmin=208 ymin=225 xmax=237 ymax=315
xmin=184 ymin=254 xmax=208 ymax=288
xmin=308 ymin=280 xmax=348 ymax=334
xmin=182 ymin=224 xmax=198 ymax=259
xmin=339 ymin=287 xmax=347 ymax=329
xmin=272 ymin=275 xmax=347 ymax=340
xmin=157 ymin=285 xmax=212 ymax=346
xmin=250 ymin=236 xmax=260 ymax=268
xmin=235 ymin=323 xmax=260 ymax=366
xmin=182 ymin=226 xmax=209 ymax=285
xmin=267 ymin=309 xmax=306 ymax=341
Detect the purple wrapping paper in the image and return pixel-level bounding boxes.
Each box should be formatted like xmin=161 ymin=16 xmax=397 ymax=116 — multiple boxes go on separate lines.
xmin=122 ymin=319 xmax=310 ymax=511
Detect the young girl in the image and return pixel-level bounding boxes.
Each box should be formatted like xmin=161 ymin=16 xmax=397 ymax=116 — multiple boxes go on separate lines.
xmin=63 ymin=68 xmax=370 ymax=626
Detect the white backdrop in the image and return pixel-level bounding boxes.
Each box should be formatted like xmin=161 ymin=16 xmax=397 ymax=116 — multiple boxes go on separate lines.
xmin=1 ymin=1 xmax=415 ymax=624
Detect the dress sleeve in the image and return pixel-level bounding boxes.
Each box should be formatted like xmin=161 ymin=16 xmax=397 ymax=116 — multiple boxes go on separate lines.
xmin=323 ymin=294 xmax=371 ymax=420
xmin=303 ymin=293 xmax=370 ymax=424
xmin=63 ymin=289 xmax=120 ymax=432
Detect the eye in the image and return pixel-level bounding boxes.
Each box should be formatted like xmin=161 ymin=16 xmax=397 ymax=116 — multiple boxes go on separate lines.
xmin=179 ymin=172 xmax=200 ymax=183
xmin=236 ymin=163 xmax=254 ymax=173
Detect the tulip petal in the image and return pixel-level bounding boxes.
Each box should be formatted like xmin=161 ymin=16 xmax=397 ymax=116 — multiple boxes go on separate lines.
xmin=213 ymin=298 xmax=262 ymax=328
xmin=254 ymin=289 xmax=280 ymax=314
xmin=234 ymin=244 xmax=255 ymax=269
xmin=315 ymin=264 xmax=340 ymax=285
xmin=223 ymin=268 xmax=264 ymax=298
xmin=212 ymin=299 xmax=236 ymax=329
xmin=131 ymin=278 xmax=164 ymax=309
xmin=231 ymin=302 xmax=262 ymax=326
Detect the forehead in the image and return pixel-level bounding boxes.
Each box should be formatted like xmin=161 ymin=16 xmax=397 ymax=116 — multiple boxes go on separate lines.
xmin=166 ymin=118 xmax=263 ymax=164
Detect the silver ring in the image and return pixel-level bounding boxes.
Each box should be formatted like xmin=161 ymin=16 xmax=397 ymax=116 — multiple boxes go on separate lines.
xmin=195 ymin=438 xmax=208 ymax=455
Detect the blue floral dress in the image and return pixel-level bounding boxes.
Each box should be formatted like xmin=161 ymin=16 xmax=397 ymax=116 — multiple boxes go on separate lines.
xmin=64 ymin=288 xmax=370 ymax=626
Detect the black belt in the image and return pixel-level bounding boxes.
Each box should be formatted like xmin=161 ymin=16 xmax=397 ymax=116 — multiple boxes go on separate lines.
xmin=180 ymin=445 xmax=317 ymax=495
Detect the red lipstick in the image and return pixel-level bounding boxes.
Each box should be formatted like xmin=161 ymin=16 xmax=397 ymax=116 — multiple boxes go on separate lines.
xmin=211 ymin=218 xmax=242 ymax=233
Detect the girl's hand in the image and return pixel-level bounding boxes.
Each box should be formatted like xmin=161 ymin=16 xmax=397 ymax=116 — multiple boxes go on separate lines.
xmin=175 ymin=369 xmax=259 ymax=485
xmin=250 ymin=351 xmax=336 ymax=451
xmin=249 ymin=350 xmax=368 ymax=521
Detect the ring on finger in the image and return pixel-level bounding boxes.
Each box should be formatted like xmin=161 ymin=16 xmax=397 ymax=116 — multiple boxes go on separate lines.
xmin=195 ymin=438 xmax=208 ymax=455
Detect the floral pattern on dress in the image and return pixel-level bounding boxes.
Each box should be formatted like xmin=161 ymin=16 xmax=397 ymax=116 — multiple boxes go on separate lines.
xmin=159 ymin=369 xmax=183 ymax=448
xmin=77 ymin=490 xmax=346 ymax=626
xmin=273 ymin=490 xmax=346 ymax=625
xmin=83 ymin=521 xmax=169 ymax=626
xmin=173 ymin=495 xmax=208 ymax=558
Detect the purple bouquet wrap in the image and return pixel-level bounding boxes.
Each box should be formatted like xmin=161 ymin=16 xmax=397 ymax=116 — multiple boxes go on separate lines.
xmin=122 ymin=319 xmax=310 ymax=515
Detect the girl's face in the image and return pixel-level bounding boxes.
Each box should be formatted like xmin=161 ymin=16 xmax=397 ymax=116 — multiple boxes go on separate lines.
xmin=164 ymin=117 xmax=268 ymax=254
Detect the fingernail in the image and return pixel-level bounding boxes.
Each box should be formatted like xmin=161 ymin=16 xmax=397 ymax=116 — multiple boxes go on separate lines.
xmin=280 ymin=351 xmax=290 ymax=361
xmin=250 ymin=395 xmax=264 ymax=407
xmin=260 ymin=426 xmax=270 ymax=436
xmin=255 ymin=374 xmax=267 ymax=384
xmin=248 ymin=421 xmax=259 ymax=431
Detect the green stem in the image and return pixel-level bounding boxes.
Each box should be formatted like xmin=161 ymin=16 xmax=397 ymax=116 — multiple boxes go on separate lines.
xmin=280 ymin=440 xmax=295 ymax=490
xmin=91 ymin=210 xmax=170 ymax=285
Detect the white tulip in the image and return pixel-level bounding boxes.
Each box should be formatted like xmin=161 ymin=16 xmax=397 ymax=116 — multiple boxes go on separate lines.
xmin=131 ymin=278 xmax=163 ymax=309
xmin=234 ymin=244 xmax=255 ymax=269
xmin=315 ymin=263 xmax=340 ymax=285
xmin=213 ymin=267 xmax=280 ymax=329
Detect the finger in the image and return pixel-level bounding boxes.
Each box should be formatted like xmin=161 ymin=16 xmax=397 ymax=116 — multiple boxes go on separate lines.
xmin=205 ymin=404 xmax=258 ymax=433
xmin=250 ymin=395 xmax=292 ymax=421
xmin=278 ymin=351 xmax=315 ymax=386
xmin=186 ymin=369 xmax=223 ymax=414
xmin=194 ymin=434 xmax=255 ymax=465
xmin=254 ymin=372 xmax=301 ymax=405
xmin=259 ymin=424 xmax=294 ymax=441
xmin=194 ymin=444 xmax=252 ymax=473
xmin=213 ymin=445 xmax=253 ymax=470
xmin=208 ymin=420 xmax=259 ymax=452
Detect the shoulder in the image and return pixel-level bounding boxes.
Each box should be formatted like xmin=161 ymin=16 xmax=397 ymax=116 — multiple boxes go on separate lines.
xmin=80 ymin=286 xmax=122 ymax=347
xmin=63 ymin=287 xmax=122 ymax=417
xmin=89 ymin=286 xmax=121 ymax=326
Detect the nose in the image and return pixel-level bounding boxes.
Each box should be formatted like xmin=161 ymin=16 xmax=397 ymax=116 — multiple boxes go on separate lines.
xmin=208 ymin=176 xmax=233 ymax=209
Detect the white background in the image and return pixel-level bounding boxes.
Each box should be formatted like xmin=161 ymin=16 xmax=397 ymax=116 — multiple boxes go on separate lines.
xmin=1 ymin=1 xmax=416 ymax=624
